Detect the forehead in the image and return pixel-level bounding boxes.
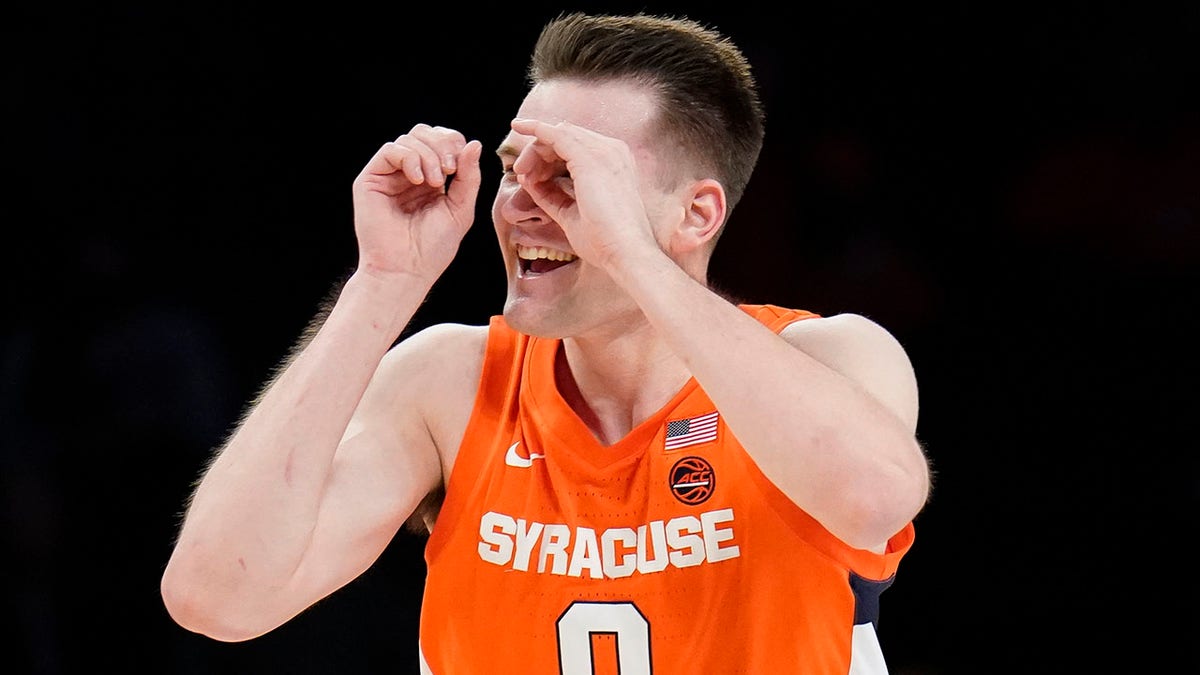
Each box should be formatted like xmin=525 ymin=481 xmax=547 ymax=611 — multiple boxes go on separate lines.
xmin=498 ymin=79 xmax=660 ymax=156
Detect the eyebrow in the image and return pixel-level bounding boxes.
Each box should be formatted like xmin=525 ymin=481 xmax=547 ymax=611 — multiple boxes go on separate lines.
xmin=495 ymin=141 xmax=519 ymax=160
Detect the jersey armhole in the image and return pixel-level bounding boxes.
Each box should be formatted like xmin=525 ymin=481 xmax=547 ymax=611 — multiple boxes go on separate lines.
xmin=737 ymin=304 xmax=914 ymax=579
xmin=738 ymin=303 xmax=822 ymax=332
xmin=745 ymin=455 xmax=915 ymax=580
xmin=423 ymin=316 xmax=525 ymax=564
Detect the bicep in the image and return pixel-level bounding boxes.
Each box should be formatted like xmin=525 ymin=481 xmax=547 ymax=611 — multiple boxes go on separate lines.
xmin=289 ymin=324 xmax=478 ymax=601
xmin=781 ymin=313 xmax=920 ymax=432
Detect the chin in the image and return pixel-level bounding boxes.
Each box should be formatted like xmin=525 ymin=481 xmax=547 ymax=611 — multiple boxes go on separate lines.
xmin=502 ymin=296 xmax=574 ymax=339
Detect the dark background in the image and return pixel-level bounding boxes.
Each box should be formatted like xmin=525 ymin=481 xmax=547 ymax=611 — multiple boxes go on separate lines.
xmin=6 ymin=1 xmax=1198 ymax=673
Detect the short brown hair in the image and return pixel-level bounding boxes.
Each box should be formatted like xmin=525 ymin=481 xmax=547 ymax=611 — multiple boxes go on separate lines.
xmin=528 ymin=12 xmax=765 ymax=226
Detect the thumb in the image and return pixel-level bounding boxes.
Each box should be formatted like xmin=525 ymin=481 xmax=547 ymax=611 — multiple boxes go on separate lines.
xmin=446 ymin=140 xmax=484 ymax=215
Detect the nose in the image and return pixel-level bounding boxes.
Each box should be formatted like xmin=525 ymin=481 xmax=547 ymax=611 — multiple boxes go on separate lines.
xmin=497 ymin=179 xmax=549 ymax=226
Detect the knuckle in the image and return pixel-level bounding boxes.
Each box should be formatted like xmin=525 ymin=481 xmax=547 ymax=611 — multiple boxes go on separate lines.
xmin=433 ymin=126 xmax=466 ymax=147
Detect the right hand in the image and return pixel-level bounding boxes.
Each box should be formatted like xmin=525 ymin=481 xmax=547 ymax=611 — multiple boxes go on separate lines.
xmin=352 ymin=124 xmax=484 ymax=282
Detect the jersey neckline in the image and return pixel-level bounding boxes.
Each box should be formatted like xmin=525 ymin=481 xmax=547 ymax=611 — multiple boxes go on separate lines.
xmin=523 ymin=335 xmax=702 ymax=471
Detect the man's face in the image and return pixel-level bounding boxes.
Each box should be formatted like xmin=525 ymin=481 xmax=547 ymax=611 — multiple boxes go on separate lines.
xmin=492 ymin=79 xmax=674 ymax=339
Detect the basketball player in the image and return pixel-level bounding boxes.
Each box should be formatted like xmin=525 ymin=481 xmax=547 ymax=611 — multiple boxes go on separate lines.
xmin=162 ymin=12 xmax=930 ymax=674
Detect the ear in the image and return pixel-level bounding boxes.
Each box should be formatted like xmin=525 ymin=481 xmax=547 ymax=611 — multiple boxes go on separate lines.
xmin=671 ymin=178 xmax=727 ymax=253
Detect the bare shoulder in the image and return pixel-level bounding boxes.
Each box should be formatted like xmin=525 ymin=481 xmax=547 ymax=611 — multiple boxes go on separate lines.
xmin=375 ymin=322 xmax=489 ymax=405
xmin=373 ymin=322 xmax=489 ymax=473
xmin=780 ymin=313 xmax=920 ymax=431
xmin=779 ymin=312 xmax=908 ymax=357
xmin=379 ymin=322 xmax=489 ymax=371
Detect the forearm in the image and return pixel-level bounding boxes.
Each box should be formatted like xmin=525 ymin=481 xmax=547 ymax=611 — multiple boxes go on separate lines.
xmin=163 ymin=270 xmax=431 ymax=618
xmin=616 ymin=250 xmax=927 ymax=547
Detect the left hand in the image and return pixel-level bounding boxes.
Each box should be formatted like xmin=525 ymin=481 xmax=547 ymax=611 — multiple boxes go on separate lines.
xmin=509 ymin=118 xmax=661 ymax=272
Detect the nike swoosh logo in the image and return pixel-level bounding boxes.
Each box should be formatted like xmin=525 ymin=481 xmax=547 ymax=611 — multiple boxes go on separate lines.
xmin=504 ymin=441 xmax=545 ymax=468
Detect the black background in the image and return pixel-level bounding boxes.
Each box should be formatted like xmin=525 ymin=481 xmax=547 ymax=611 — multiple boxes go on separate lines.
xmin=7 ymin=1 xmax=1198 ymax=673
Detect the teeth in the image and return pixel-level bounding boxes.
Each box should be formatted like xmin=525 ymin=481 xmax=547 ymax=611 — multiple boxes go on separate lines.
xmin=516 ymin=245 xmax=578 ymax=262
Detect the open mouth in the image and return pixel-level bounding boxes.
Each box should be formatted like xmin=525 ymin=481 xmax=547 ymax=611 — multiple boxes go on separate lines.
xmin=517 ymin=245 xmax=579 ymax=276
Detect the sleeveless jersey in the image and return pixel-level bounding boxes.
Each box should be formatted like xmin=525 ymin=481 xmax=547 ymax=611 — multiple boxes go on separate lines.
xmin=419 ymin=304 xmax=915 ymax=675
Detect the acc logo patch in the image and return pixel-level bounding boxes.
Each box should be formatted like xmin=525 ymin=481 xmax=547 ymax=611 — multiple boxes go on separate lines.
xmin=669 ymin=456 xmax=715 ymax=505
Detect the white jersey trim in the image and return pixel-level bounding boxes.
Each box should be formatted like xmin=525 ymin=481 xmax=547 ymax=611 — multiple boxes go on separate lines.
xmin=419 ymin=643 xmax=434 ymax=675
xmin=849 ymin=622 xmax=890 ymax=675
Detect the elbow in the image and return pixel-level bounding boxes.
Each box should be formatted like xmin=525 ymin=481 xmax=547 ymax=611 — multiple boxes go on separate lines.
xmin=888 ymin=463 xmax=931 ymax=536
xmin=841 ymin=440 xmax=931 ymax=551
xmin=160 ymin=561 xmax=277 ymax=643
xmin=897 ymin=436 xmax=932 ymax=523
xmin=839 ymin=490 xmax=924 ymax=553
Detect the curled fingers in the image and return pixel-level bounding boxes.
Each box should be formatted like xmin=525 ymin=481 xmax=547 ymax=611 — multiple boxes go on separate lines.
xmin=363 ymin=125 xmax=467 ymax=188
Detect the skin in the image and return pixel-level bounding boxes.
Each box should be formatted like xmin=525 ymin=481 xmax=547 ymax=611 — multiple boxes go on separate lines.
xmin=160 ymin=78 xmax=929 ymax=643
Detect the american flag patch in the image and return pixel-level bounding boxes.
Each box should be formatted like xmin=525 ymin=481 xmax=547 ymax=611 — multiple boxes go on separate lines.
xmin=665 ymin=411 xmax=719 ymax=450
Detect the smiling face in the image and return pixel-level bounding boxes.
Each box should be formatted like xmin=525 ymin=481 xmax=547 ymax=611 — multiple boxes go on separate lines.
xmin=492 ymin=78 xmax=683 ymax=339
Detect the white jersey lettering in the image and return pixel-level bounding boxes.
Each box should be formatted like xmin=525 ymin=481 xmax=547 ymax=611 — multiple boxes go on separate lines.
xmin=513 ymin=518 xmax=544 ymax=572
xmin=567 ymin=527 xmax=604 ymax=579
xmin=478 ymin=511 xmax=516 ymax=565
xmin=538 ymin=524 xmax=571 ymax=575
xmin=636 ymin=521 xmax=669 ymax=574
xmin=477 ymin=510 xmax=741 ymax=578
xmin=702 ymin=508 xmax=740 ymax=562
xmin=666 ymin=515 xmax=705 ymax=568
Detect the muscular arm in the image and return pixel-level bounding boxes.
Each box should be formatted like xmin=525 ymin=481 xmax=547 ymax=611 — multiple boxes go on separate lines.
xmin=620 ymin=253 xmax=929 ymax=552
xmin=162 ymin=274 xmax=444 ymax=640
xmin=161 ymin=126 xmax=485 ymax=640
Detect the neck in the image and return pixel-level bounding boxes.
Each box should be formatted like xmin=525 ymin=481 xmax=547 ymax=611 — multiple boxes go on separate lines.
xmin=556 ymin=316 xmax=692 ymax=446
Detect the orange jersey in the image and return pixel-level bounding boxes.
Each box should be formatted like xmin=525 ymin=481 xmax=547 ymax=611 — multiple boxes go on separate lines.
xmin=419 ymin=305 xmax=915 ymax=675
